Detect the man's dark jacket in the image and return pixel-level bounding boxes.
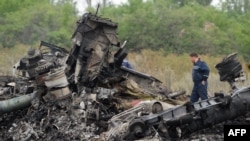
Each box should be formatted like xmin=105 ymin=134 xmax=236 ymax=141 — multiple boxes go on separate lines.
xmin=192 ymin=59 xmax=210 ymax=84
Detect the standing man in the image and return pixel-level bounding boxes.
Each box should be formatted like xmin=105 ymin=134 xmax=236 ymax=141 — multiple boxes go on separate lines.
xmin=190 ymin=53 xmax=210 ymax=103
xmin=122 ymin=59 xmax=133 ymax=69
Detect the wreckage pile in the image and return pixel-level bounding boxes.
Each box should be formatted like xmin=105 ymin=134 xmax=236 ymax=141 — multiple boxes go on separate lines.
xmin=0 ymin=12 xmax=250 ymax=141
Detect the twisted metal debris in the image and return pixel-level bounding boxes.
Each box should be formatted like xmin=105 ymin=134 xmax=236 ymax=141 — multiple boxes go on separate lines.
xmin=0 ymin=11 xmax=249 ymax=141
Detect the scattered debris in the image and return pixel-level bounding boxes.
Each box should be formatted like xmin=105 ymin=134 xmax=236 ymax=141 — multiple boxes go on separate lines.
xmin=0 ymin=12 xmax=249 ymax=141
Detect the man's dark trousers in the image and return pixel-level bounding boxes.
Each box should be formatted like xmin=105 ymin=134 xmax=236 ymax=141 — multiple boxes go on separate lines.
xmin=190 ymin=82 xmax=208 ymax=103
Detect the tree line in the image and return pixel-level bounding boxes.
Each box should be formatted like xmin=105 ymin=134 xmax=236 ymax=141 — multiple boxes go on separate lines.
xmin=0 ymin=0 xmax=77 ymax=48
xmin=99 ymin=0 xmax=250 ymax=60
xmin=0 ymin=0 xmax=249 ymax=60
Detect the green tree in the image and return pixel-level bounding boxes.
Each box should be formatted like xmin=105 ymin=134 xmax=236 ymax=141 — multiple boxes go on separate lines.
xmin=222 ymin=0 xmax=250 ymax=14
xmin=171 ymin=0 xmax=212 ymax=7
xmin=0 ymin=0 xmax=77 ymax=48
xmin=0 ymin=0 xmax=48 ymax=17
xmin=100 ymin=0 xmax=249 ymax=58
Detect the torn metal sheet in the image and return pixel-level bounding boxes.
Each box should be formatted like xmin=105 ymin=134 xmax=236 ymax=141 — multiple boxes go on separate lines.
xmin=0 ymin=91 xmax=36 ymax=114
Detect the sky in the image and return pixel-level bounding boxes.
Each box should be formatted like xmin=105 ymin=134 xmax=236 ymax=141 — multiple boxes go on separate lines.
xmin=74 ymin=0 xmax=128 ymax=14
xmin=74 ymin=0 xmax=221 ymax=15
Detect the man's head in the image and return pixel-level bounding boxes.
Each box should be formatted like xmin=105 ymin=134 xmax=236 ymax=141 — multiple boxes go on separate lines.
xmin=190 ymin=52 xmax=199 ymax=63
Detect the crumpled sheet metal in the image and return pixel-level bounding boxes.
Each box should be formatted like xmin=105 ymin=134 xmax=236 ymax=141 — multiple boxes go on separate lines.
xmin=44 ymin=68 xmax=71 ymax=100
xmin=102 ymin=100 xmax=175 ymax=141
xmin=44 ymin=68 xmax=69 ymax=89
xmin=69 ymin=13 xmax=119 ymax=87
xmin=113 ymin=79 xmax=185 ymax=105
xmin=0 ymin=91 xmax=36 ymax=114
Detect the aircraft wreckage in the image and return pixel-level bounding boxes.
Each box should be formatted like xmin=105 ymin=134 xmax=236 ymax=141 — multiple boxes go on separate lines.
xmin=0 ymin=12 xmax=250 ymax=141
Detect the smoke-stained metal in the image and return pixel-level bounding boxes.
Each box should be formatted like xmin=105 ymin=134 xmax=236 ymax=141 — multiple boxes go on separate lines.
xmin=0 ymin=91 xmax=36 ymax=114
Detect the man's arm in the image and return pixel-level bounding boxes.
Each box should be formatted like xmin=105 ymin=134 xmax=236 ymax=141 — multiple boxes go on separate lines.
xmin=127 ymin=63 xmax=133 ymax=69
xmin=199 ymin=61 xmax=210 ymax=81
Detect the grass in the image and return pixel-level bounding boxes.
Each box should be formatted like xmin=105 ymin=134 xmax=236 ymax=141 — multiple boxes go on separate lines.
xmin=1 ymin=46 xmax=250 ymax=97
xmin=127 ymin=50 xmax=250 ymax=97
xmin=0 ymin=42 xmax=41 ymax=75
xmin=0 ymin=44 xmax=29 ymax=75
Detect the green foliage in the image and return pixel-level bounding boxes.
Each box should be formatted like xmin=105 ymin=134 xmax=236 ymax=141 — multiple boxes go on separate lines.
xmin=127 ymin=50 xmax=248 ymax=94
xmin=100 ymin=0 xmax=250 ymax=60
xmin=221 ymin=0 xmax=250 ymax=14
xmin=0 ymin=0 xmax=250 ymax=61
xmin=0 ymin=0 xmax=48 ymax=17
xmin=0 ymin=0 xmax=77 ymax=48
